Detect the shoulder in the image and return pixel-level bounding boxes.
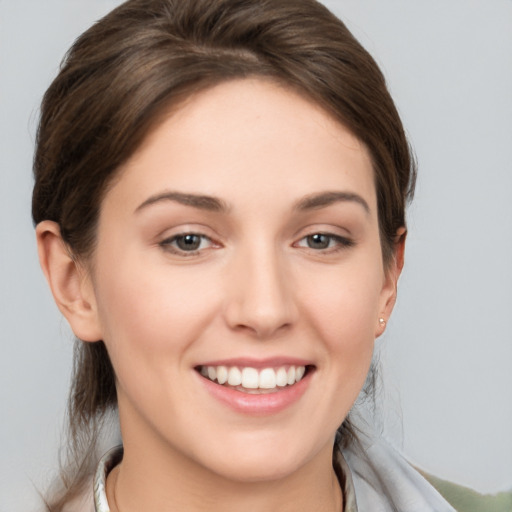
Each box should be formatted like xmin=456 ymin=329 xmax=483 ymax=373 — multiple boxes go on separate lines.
xmin=419 ymin=471 xmax=512 ymax=512
xmin=340 ymin=435 xmax=456 ymax=512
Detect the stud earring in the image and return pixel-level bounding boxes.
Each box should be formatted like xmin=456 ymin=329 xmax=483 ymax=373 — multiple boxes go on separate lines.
xmin=379 ymin=317 xmax=386 ymax=327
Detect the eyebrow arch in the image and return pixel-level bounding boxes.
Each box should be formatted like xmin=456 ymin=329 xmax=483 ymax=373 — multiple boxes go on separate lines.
xmin=294 ymin=191 xmax=370 ymax=214
xmin=135 ymin=191 xmax=229 ymax=214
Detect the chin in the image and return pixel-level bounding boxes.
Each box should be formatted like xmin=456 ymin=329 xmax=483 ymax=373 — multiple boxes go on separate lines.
xmin=190 ymin=432 xmax=323 ymax=484
xmin=208 ymin=455 xmax=303 ymax=483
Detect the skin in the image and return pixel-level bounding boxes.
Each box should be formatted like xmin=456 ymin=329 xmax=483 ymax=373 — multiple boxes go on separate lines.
xmin=37 ymin=78 xmax=404 ymax=512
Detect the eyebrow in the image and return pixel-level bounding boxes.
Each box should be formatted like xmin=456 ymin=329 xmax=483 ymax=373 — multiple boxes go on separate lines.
xmin=294 ymin=191 xmax=370 ymax=214
xmin=135 ymin=189 xmax=370 ymax=215
xmin=135 ymin=191 xmax=229 ymax=214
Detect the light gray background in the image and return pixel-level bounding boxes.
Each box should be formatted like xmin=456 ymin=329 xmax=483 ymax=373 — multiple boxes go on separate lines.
xmin=1 ymin=1 xmax=511 ymax=510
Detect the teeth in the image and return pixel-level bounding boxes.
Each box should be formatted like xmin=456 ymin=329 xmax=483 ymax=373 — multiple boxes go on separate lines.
xmin=200 ymin=365 xmax=308 ymax=390
xmin=259 ymin=368 xmax=276 ymax=389
xmin=207 ymin=366 xmax=217 ymax=381
xmin=276 ymin=367 xmax=288 ymax=387
xmin=227 ymin=367 xmax=242 ymax=386
xmin=241 ymin=368 xmax=259 ymax=389
xmin=217 ymin=366 xmax=228 ymax=385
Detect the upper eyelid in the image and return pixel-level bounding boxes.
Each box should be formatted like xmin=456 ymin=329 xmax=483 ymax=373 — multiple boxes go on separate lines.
xmin=161 ymin=232 xmax=209 ymax=241
xmin=157 ymin=224 xmax=221 ymax=242
xmin=155 ymin=224 xmax=354 ymax=247
xmin=292 ymin=224 xmax=354 ymax=242
xmin=294 ymin=233 xmax=353 ymax=245
xmin=158 ymin=230 xmax=352 ymax=243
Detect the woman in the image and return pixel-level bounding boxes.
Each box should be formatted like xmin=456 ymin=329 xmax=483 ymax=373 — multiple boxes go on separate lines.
xmin=32 ymin=0 xmax=454 ymax=510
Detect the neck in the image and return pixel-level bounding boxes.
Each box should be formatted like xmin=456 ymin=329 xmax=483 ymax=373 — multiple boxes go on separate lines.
xmin=107 ymin=427 xmax=342 ymax=512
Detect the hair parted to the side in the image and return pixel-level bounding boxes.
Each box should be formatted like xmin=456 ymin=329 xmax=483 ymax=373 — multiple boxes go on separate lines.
xmin=32 ymin=0 xmax=416 ymax=509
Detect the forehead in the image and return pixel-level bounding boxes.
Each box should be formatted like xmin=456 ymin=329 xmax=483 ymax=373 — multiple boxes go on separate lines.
xmin=105 ymin=78 xmax=376 ymax=214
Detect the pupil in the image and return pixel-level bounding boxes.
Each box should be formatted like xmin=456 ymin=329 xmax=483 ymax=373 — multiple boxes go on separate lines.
xmin=177 ymin=235 xmax=201 ymax=251
xmin=308 ymin=234 xmax=329 ymax=249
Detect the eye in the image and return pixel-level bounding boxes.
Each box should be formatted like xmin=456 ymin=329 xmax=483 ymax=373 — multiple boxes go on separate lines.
xmin=160 ymin=233 xmax=214 ymax=254
xmin=296 ymin=233 xmax=353 ymax=251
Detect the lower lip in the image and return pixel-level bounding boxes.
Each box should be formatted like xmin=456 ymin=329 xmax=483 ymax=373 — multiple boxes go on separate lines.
xmin=197 ymin=370 xmax=313 ymax=415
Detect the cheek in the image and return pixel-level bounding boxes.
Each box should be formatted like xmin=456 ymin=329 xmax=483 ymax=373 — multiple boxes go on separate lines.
xmin=92 ymin=249 xmax=221 ymax=365
xmin=297 ymin=257 xmax=383 ymax=385
xmin=298 ymin=258 xmax=384 ymax=342
xmin=314 ymin=282 xmax=378 ymax=372
xmin=288 ymin=261 xmax=382 ymax=433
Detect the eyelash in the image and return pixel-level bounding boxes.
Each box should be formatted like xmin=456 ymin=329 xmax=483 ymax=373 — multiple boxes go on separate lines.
xmin=159 ymin=231 xmax=354 ymax=256
xmin=294 ymin=233 xmax=354 ymax=253
xmin=159 ymin=233 xmax=215 ymax=256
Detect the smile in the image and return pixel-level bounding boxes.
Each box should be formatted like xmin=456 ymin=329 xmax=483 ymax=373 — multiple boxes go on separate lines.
xmin=195 ymin=358 xmax=314 ymax=414
xmin=198 ymin=365 xmax=307 ymax=394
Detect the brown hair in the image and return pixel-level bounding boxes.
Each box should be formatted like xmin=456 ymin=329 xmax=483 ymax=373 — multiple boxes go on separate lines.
xmin=33 ymin=0 xmax=415 ymax=508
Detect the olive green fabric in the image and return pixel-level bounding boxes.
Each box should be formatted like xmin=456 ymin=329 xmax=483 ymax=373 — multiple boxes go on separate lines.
xmin=420 ymin=471 xmax=512 ymax=512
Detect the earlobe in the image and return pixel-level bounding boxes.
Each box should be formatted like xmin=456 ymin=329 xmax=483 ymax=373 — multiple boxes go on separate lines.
xmin=36 ymin=221 xmax=102 ymax=342
xmin=376 ymin=227 xmax=407 ymax=338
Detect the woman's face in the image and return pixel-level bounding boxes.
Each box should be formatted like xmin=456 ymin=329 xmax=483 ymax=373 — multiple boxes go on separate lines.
xmin=85 ymin=78 xmax=398 ymax=482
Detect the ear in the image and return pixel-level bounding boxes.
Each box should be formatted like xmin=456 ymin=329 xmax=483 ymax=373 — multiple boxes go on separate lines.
xmin=376 ymin=227 xmax=407 ymax=338
xmin=36 ymin=221 xmax=102 ymax=342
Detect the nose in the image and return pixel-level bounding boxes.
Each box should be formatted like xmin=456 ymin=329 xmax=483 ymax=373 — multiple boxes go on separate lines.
xmin=223 ymin=245 xmax=297 ymax=339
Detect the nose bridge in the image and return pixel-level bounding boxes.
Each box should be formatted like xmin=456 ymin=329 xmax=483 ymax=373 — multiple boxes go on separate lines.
xmin=225 ymin=237 xmax=296 ymax=338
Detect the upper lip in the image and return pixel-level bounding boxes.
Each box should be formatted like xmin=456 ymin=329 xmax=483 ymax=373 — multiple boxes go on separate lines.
xmin=195 ymin=357 xmax=314 ymax=369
